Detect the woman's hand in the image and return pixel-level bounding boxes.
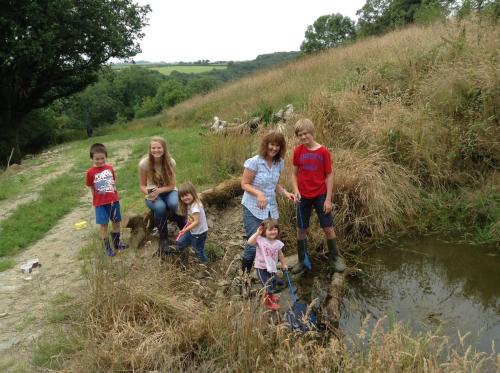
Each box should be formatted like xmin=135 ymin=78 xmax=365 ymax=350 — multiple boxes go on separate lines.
xmin=284 ymin=191 xmax=297 ymax=203
xmin=147 ymin=187 xmax=160 ymax=201
xmin=256 ymin=192 xmax=268 ymax=209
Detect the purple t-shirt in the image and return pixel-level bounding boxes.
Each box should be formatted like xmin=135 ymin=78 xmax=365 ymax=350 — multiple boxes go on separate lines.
xmin=254 ymin=236 xmax=284 ymax=273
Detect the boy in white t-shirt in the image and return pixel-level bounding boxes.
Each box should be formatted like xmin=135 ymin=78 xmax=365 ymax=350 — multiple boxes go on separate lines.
xmin=248 ymin=219 xmax=288 ymax=311
xmin=176 ymin=181 xmax=209 ymax=262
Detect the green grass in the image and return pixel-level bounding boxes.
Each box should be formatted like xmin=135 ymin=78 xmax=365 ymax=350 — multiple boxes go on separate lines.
xmin=32 ymin=334 xmax=81 ymax=370
xmin=0 ymin=258 xmax=15 ymax=271
xmin=149 ymin=64 xmax=227 ymax=75
xmin=0 ymin=123 xmax=205 ymax=257
xmin=0 ymin=162 xmax=60 ymax=202
xmin=0 ymin=172 xmax=84 ymax=256
xmin=112 ymin=63 xmax=227 ymax=75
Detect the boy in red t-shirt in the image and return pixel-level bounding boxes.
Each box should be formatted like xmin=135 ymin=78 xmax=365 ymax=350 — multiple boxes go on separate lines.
xmin=291 ymin=119 xmax=345 ymax=273
xmin=86 ymin=143 xmax=126 ymax=257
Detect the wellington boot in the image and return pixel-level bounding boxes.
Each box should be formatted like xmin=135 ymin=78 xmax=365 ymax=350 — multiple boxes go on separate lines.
xmin=241 ymin=258 xmax=253 ymax=274
xmin=103 ymin=238 xmax=115 ymax=257
xmin=292 ymin=239 xmax=307 ymax=274
xmin=263 ymin=293 xmax=280 ymax=311
xmin=327 ymin=239 xmax=346 ymax=273
xmin=111 ymin=232 xmax=127 ymax=250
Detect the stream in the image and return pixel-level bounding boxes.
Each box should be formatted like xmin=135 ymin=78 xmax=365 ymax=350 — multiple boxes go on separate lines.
xmin=339 ymin=238 xmax=499 ymax=352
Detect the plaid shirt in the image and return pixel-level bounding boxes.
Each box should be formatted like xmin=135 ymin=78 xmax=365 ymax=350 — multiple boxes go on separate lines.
xmin=241 ymin=155 xmax=284 ymax=220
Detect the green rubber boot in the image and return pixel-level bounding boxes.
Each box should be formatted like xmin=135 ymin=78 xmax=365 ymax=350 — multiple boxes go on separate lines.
xmin=327 ymin=239 xmax=346 ymax=273
xmin=291 ymin=239 xmax=307 ymax=274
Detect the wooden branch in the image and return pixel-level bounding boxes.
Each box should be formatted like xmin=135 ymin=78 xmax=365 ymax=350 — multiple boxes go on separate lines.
xmin=6 ymin=148 xmax=15 ymax=168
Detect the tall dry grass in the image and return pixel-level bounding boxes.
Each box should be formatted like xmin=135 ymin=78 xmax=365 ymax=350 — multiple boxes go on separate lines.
xmin=172 ymin=18 xmax=498 ymax=187
xmin=58 ymin=244 xmax=498 ymax=372
xmin=193 ymin=17 xmax=499 ymax=246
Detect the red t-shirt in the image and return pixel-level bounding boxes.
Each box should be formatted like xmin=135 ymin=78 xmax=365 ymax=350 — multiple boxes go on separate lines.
xmin=293 ymin=144 xmax=333 ymax=198
xmin=86 ymin=164 xmax=119 ymax=207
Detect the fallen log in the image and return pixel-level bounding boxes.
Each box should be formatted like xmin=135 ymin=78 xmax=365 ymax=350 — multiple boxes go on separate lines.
xmin=124 ymin=177 xmax=243 ymax=249
xmin=322 ymin=267 xmax=360 ymax=333
xmin=199 ymin=177 xmax=242 ymax=208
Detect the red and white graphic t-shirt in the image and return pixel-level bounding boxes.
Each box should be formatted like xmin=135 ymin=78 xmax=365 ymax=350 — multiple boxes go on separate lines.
xmin=293 ymin=144 xmax=333 ymax=198
xmin=86 ymin=164 xmax=119 ymax=207
xmin=254 ymin=236 xmax=284 ymax=273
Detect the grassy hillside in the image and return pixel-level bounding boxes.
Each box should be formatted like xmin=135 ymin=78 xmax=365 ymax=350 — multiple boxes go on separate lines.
xmin=169 ymin=18 xmax=499 ymax=247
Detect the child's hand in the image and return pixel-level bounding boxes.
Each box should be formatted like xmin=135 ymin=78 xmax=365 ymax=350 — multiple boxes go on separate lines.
xmin=281 ymin=263 xmax=288 ymax=271
xmin=323 ymin=199 xmax=333 ymax=213
xmin=294 ymin=192 xmax=301 ymax=202
xmin=257 ymin=224 xmax=264 ymax=235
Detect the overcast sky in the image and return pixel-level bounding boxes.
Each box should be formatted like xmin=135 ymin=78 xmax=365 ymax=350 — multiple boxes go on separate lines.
xmin=132 ymin=0 xmax=366 ymax=63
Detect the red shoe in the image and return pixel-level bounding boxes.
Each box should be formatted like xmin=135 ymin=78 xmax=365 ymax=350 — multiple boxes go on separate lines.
xmin=270 ymin=293 xmax=280 ymax=303
xmin=263 ymin=293 xmax=280 ymax=311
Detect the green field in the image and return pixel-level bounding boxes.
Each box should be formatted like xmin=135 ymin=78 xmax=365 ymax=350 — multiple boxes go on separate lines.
xmin=112 ymin=64 xmax=227 ymax=75
xmin=149 ymin=64 xmax=227 ymax=75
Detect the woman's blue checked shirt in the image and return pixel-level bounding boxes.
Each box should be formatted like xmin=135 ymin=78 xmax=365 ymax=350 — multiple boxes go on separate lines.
xmin=241 ymin=155 xmax=284 ymax=220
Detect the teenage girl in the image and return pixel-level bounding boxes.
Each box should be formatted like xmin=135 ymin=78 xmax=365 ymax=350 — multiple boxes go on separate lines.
xmin=176 ymin=181 xmax=209 ymax=262
xmin=247 ymin=219 xmax=288 ymax=311
xmin=139 ymin=136 xmax=186 ymax=254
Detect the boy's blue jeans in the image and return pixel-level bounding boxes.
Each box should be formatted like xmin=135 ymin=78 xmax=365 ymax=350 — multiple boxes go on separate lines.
xmin=177 ymin=231 xmax=208 ymax=262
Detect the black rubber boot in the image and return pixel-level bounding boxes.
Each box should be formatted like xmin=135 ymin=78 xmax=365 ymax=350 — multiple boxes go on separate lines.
xmin=241 ymin=258 xmax=253 ymax=274
xmin=111 ymin=232 xmax=127 ymax=250
xmin=155 ymin=218 xmax=168 ymax=257
xmin=327 ymin=239 xmax=346 ymax=273
xmin=291 ymin=239 xmax=307 ymax=274
xmin=103 ymin=238 xmax=115 ymax=257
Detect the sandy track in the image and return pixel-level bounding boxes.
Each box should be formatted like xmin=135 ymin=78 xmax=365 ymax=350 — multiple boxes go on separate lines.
xmin=0 ymin=140 xmax=138 ymax=370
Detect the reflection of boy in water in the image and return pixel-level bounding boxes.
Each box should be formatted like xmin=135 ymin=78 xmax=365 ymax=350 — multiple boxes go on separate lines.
xmin=86 ymin=143 xmax=126 ymax=257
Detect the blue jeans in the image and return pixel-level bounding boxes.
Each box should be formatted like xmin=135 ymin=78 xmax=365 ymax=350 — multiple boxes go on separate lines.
xmin=144 ymin=191 xmax=186 ymax=236
xmin=242 ymin=206 xmax=266 ymax=262
xmin=297 ymin=194 xmax=334 ymax=229
xmin=177 ymin=231 xmax=208 ymax=262
xmin=256 ymin=268 xmax=277 ymax=294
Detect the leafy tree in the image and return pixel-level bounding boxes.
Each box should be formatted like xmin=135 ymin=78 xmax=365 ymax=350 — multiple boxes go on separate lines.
xmin=154 ymin=79 xmax=191 ymax=108
xmin=109 ymin=67 xmax=164 ymax=119
xmin=0 ymin=0 xmax=150 ymax=164
xmin=135 ymin=96 xmax=162 ymax=118
xmin=356 ymin=0 xmax=452 ymax=37
xmin=187 ymin=76 xmax=218 ymax=95
xmin=300 ymin=14 xmax=356 ymax=53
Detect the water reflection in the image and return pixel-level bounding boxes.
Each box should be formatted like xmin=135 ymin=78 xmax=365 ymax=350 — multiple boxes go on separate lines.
xmin=340 ymin=238 xmax=500 ymax=352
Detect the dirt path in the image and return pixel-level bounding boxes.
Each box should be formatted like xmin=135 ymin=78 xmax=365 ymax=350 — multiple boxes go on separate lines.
xmin=0 ymin=140 xmax=138 ymax=370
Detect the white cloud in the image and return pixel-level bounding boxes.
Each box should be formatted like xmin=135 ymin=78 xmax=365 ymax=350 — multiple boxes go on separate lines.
xmin=133 ymin=0 xmax=366 ymax=62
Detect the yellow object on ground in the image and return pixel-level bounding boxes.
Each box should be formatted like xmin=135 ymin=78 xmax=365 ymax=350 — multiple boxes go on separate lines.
xmin=74 ymin=221 xmax=88 ymax=230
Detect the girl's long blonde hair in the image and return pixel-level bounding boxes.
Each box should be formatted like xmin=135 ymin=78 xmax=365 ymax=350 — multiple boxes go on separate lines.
xmin=148 ymin=136 xmax=174 ymax=187
xmin=178 ymin=181 xmax=202 ymax=217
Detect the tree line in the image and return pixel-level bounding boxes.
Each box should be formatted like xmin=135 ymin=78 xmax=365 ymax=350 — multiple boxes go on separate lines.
xmin=1 ymin=0 xmax=498 ymax=165
xmin=300 ymin=0 xmax=499 ymax=53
